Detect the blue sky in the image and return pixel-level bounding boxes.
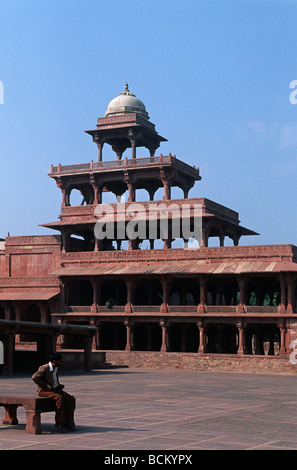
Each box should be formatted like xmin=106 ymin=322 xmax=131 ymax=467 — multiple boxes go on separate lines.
xmin=0 ymin=0 xmax=296 ymax=246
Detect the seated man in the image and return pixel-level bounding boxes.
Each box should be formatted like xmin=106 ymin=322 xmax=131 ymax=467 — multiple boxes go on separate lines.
xmin=32 ymin=352 xmax=76 ymax=432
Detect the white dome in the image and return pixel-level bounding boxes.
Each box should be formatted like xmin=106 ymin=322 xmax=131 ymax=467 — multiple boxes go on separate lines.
xmin=105 ymin=83 xmax=149 ymax=120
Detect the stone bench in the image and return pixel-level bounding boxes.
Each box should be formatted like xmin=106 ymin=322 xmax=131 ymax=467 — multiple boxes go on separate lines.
xmin=0 ymin=393 xmax=71 ymax=434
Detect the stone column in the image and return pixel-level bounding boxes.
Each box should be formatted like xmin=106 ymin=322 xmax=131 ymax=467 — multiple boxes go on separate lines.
xmin=198 ymin=277 xmax=207 ymax=313
xmin=160 ymin=319 xmax=167 ymax=352
xmin=197 ymin=321 xmax=205 ymax=353
xmin=279 ymin=320 xmax=286 ymax=356
xmin=237 ymin=276 xmax=246 ymax=314
xmin=128 ymin=130 xmax=137 ymax=159
xmin=125 ymin=278 xmax=134 ymax=313
xmin=219 ymin=234 xmax=225 ymax=247
xmin=237 ymin=321 xmax=244 ymax=355
xmin=91 ymin=279 xmax=99 ymax=313
xmin=278 ymin=274 xmax=286 ymax=313
xmin=96 ymin=142 xmax=104 ymax=162
xmin=59 ymin=281 xmax=66 ymax=313
xmin=124 ymin=320 xmax=132 ymax=351
xmin=160 ymin=277 xmax=171 ymax=313
xmin=287 ymin=275 xmax=296 ymax=314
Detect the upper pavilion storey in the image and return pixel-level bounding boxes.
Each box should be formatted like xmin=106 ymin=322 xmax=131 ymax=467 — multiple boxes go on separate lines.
xmin=49 ymin=84 xmax=201 ymax=202
xmin=46 ymin=84 xmax=257 ymax=248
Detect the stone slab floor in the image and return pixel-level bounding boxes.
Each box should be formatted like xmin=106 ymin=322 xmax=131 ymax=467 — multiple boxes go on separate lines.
xmin=1 ymin=367 xmax=297 ymax=451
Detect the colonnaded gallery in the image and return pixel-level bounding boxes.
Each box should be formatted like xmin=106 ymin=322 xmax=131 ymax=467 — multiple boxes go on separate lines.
xmin=1 ymin=84 xmax=297 ymax=374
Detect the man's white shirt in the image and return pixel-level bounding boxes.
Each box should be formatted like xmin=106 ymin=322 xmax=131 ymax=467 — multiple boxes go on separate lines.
xmin=49 ymin=362 xmax=59 ymax=388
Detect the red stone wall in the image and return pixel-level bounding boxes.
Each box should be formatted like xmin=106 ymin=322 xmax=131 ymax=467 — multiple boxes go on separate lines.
xmin=105 ymin=351 xmax=297 ymax=376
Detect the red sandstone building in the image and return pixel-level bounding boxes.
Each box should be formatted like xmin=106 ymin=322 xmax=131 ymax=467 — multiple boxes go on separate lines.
xmin=1 ymin=84 xmax=297 ymax=373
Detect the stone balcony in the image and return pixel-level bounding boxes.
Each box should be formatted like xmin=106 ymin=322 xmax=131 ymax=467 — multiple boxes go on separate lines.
xmin=49 ymin=154 xmax=201 ymax=178
xmin=56 ymin=304 xmax=287 ymax=317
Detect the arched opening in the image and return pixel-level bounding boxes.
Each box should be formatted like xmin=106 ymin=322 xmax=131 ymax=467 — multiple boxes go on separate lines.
xmin=170 ymin=279 xmax=199 ymax=305
xmin=68 ymin=280 xmax=93 ymax=306
xmin=246 ymin=277 xmax=280 ymax=307
xmin=68 ymin=230 xmax=95 ymax=252
xmin=185 ymin=323 xmax=199 ymax=352
xmin=245 ymin=323 xmax=280 ymax=355
xmin=133 ymin=323 xmax=148 ymax=351
xmin=221 ymin=324 xmax=238 ymax=354
xmin=99 ymin=322 xmax=126 ymax=350
xmin=207 ymin=278 xmax=238 ymax=306
xmin=150 ymin=323 xmax=162 ymax=351
xmin=169 ymin=323 xmax=182 ymax=352
xmin=134 ymin=279 xmax=163 ymax=306
xmin=207 ymin=325 xmax=218 ymax=353
xmin=100 ymin=280 xmax=127 ymax=307
xmin=69 ymin=184 xmax=94 ymax=206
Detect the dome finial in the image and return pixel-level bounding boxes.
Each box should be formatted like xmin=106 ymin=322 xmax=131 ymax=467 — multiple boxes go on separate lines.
xmin=125 ymin=82 xmax=129 ymax=91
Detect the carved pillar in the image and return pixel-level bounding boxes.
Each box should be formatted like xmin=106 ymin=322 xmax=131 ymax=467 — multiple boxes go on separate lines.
xmin=128 ymin=129 xmax=137 ymax=159
xmin=237 ymin=321 xmax=244 ymax=355
xmin=163 ymin=238 xmax=172 ymax=250
xmin=279 ymin=320 xmax=286 ymax=356
xmin=59 ymin=280 xmax=67 ymax=313
xmin=278 ymin=274 xmax=286 ymax=313
xmin=56 ymin=178 xmax=67 ymax=208
xmin=124 ymin=172 xmax=135 ymax=203
xmin=286 ymin=275 xmax=296 ymax=313
xmin=219 ymin=234 xmax=225 ymax=247
xmin=160 ymin=277 xmax=171 ymax=313
xmin=125 ymin=319 xmax=132 ymax=351
xmin=61 ymin=230 xmax=70 ymax=253
xmin=201 ymin=228 xmax=209 ymax=248
xmin=160 ymin=168 xmax=172 ymax=201
xmin=95 ymin=141 xmax=104 ymax=162
xmin=237 ymin=276 xmax=246 ymax=314
xmin=91 ymin=279 xmax=99 ymax=313
xmin=125 ymin=278 xmax=134 ymax=313
xmin=160 ymin=319 xmax=167 ymax=352
xmin=197 ymin=321 xmax=205 ymax=353
xmin=232 ymin=233 xmax=241 ymax=246
xmin=198 ymin=277 xmax=207 ymax=313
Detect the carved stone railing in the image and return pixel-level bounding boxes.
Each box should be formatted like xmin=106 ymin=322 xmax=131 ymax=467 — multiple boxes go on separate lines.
xmin=67 ymin=306 xmax=92 ymax=312
xmin=245 ymin=306 xmax=279 ymax=314
xmin=205 ymin=306 xmax=237 ymax=313
xmin=133 ymin=306 xmax=162 ymax=313
xmin=50 ymin=154 xmax=200 ymax=178
xmin=60 ymin=244 xmax=297 ymax=265
xmin=167 ymin=306 xmax=198 ymax=313
xmin=59 ymin=303 xmax=294 ymax=316
xmin=99 ymin=306 xmax=126 ymax=313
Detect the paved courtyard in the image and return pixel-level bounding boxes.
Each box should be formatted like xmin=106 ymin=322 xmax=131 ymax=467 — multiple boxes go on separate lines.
xmin=1 ymin=367 xmax=297 ymax=450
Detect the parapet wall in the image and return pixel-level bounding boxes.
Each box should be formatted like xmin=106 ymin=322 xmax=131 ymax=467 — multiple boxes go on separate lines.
xmin=104 ymin=351 xmax=297 ymax=376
